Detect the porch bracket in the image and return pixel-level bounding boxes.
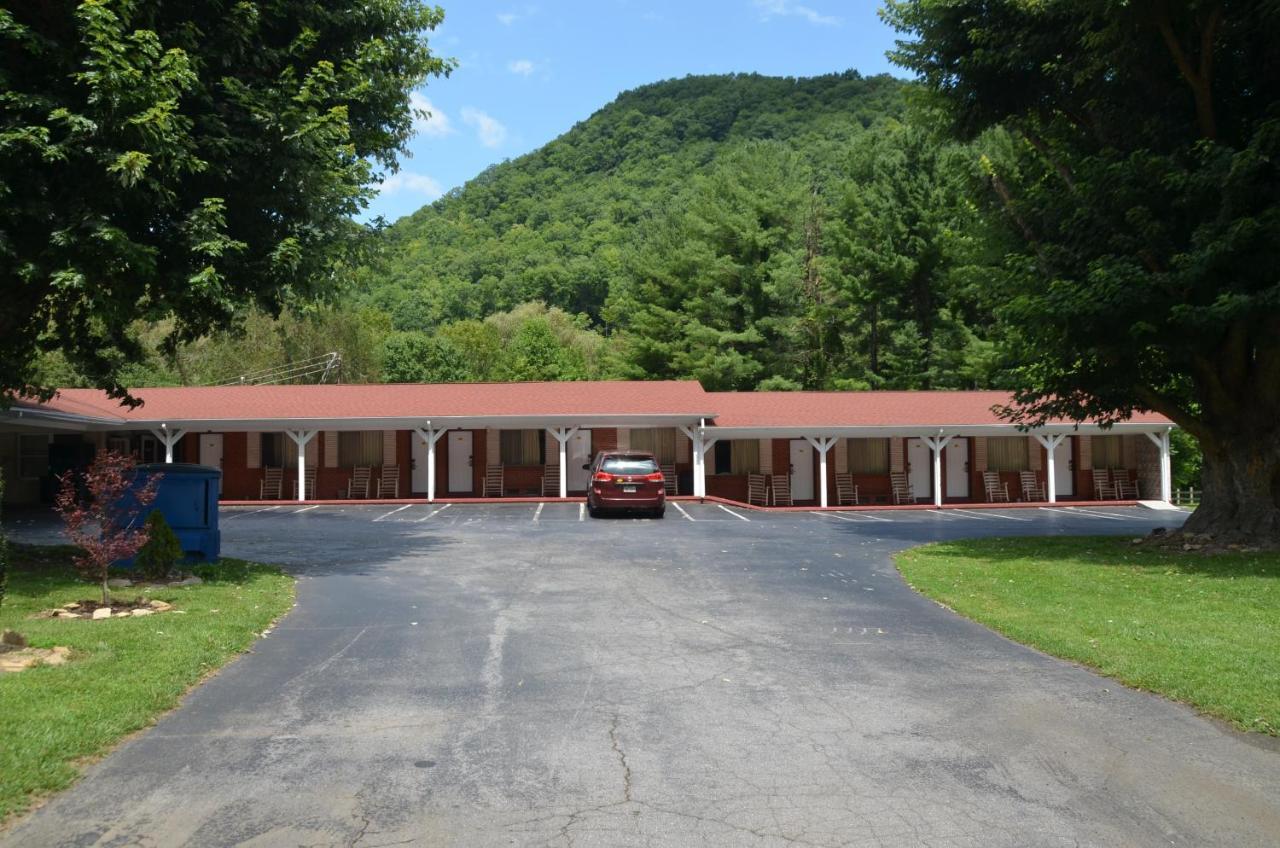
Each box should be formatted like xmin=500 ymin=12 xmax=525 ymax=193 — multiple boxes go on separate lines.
xmin=150 ymin=426 xmax=186 ymax=464
xmin=413 ymin=425 xmax=449 ymax=502
xmin=285 ymin=430 xmax=318 ymax=502
xmin=804 ymin=436 xmax=838 ymax=508
xmin=923 ymin=434 xmax=954 ymax=508
xmin=1033 ymin=433 xmax=1068 ymax=504
xmin=547 ymin=427 xmax=580 ymax=498
xmin=1143 ymin=428 xmax=1173 ymax=503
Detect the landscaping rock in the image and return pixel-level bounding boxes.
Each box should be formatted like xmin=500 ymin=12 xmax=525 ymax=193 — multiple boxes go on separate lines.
xmin=130 ymin=608 xmax=154 ymax=617
xmin=91 ymin=607 xmax=112 ymax=620
xmin=149 ymin=600 xmax=174 ymax=612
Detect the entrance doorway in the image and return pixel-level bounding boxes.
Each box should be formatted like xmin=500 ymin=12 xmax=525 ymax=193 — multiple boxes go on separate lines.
xmin=1053 ymin=438 xmax=1074 ymax=498
xmin=945 ymin=438 xmax=970 ymax=499
xmin=567 ymin=429 xmax=592 ymax=491
xmin=789 ymin=439 xmax=814 ymax=501
xmin=199 ymin=434 xmax=223 ymax=494
xmin=448 ymin=431 xmax=473 ymax=493
xmin=907 ymin=438 xmax=930 ymax=502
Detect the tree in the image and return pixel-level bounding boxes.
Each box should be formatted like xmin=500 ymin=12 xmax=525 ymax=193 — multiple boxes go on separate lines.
xmin=54 ymin=451 xmax=160 ymax=605
xmin=0 ymin=1 xmax=452 ymax=404
xmin=829 ymin=121 xmax=996 ymax=390
xmin=382 ymin=332 xmax=470 ymax=383
xmin=884 ymin=0 xmax=1280 ymax=542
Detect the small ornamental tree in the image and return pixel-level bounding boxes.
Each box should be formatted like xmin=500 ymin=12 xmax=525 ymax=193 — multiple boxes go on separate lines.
xmin=54 ymin=451 xmax=160 ymax=605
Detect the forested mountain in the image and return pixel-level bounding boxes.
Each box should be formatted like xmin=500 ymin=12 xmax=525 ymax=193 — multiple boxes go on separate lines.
xmin=354 ymin=70 xmax=1004 ymax=390
xmin=37 ymin=71 xmax=1006 ymax=392
xmin=359 ymin=72 xmax=906 ymax=328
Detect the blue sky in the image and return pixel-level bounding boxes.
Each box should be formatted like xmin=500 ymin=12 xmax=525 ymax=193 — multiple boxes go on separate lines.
xmin=366 ymin=0 xmax=903 ymax=223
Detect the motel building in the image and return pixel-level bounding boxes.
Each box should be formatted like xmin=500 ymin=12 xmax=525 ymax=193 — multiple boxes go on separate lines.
xmin=0 ymin=380 xmax=1175 ymax=510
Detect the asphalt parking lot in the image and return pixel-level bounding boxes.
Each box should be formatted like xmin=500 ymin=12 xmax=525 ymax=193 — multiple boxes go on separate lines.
xmin=5 ymin=503 xmax=1279 ymax=847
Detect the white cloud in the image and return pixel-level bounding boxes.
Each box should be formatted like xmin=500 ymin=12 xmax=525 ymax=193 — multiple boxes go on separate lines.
xmin=507 ymin=59 xmax=535 ymax=76
xmin=462 ymin=107 xmax=508 ymax=148
xmin=497 ymin=12 xmax=519 ymax=25
xmin=409 ymin=91 xmax=453 ymax=138
xmin=379 ymin=171 xmax=445 ymax=200
xmin=752 ymin=0 xmax=840 ymax=26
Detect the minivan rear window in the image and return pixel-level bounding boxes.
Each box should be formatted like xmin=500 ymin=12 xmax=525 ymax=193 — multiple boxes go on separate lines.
xmin=602 ymin=457 xmax=659 ymax=474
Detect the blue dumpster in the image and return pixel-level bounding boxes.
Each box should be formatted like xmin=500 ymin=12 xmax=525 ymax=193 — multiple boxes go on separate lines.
xmin=131 ymin=463 xmax=221 ymax=561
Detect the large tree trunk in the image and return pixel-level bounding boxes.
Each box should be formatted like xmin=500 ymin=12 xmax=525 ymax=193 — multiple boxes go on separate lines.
xmin=1183 ymin=435 xmax=1280 ymax=545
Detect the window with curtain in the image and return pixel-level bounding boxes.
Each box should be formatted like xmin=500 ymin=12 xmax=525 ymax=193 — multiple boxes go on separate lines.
xmin=261 ymin=433 xmax=286 ymax=467
xmin=987 ymin=437 xmax=1029 ymax=471
xmin=338 ymin=431 xmax=383 ymax=467
xmin=731 ymin=440 xmax=760 ymax=474
xmin=1092 ymin=435 xmax=1124 ymax=468
xmin=629 ymin=428 xmax=677 ymax=463
xmin=848 ymin=438 xmax=889 ymax=474
xmin=500 ymin=429 xmax=544 ymax=465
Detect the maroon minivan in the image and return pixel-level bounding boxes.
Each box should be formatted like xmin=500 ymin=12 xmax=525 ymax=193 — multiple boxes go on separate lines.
xmin=586 ymin=451 xmax=666 ymax=518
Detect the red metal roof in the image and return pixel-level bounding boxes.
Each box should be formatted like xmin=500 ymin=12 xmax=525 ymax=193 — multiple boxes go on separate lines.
xmin=12 ymin=383 xmax=1171 ymax=428
xmin=705 ymin=391 xmax=1171 ymax=428
xmin=22 ymin=381 xmax=713 ymax=422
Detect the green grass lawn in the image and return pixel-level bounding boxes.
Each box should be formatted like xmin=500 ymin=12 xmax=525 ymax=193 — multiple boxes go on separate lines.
xmin=0 ymin=544 xmax=294 ymax=823
xmin=895 ymin=537 xmax=1279 ymax=735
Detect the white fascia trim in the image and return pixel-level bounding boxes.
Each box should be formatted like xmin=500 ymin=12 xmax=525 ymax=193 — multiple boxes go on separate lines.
xmin=705 ymin=422 xmax=1175 ymax=439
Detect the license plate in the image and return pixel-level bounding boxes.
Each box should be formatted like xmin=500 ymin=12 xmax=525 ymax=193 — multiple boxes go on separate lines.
xmin=622 ymin=485 xmax=637 ymax=493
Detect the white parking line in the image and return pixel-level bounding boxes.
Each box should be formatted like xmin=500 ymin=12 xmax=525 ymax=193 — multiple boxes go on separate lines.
xmin=976 ymin=510 xmax=1034 ymax=522
xmin=924 ymin=509 xmax=964 ymax=520
xmin=293 ymin=505 xmax=319 ymax=514
xmin=1080 ymin=507 xmax=1168 ymax=521
xmin=1039 ymin=506 xmax=1127 ymax=521
xmin=1067 ymin=507 xmax=1143 ymax=521
xmin=579 ymin=503 xmax=585 ymax=521
xmin=533 ymin=503 xmax=545 ymax=523
xmin=672 ymin=502 xmax=695 ymax=521
xmin=372 ymin=504 xmax=413 ymax=522
xmin=414 ymin=503 xmax=452 ymax=522
xmin=222 ymin=505 xmax=280 ymax=520
xmin=716 ymin=503 xmax=751 ymax=522
xmin=938 ymin=509 xmax=1000 ymax=521
xmin=812 ymin=511 xmax=877 ymax=523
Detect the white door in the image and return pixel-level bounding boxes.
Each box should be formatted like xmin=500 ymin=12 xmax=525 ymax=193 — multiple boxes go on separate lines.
xmin=789 ymin=440 xmax=814 ymax=501
xmin=567 ymin=429 xmax=592 ymax=491
xmin=411 ymin=434 xmax=431 ymax=493
xmin=199 ymin=434 xmax=223 ymax=494
xmin=945 ymin=438 xmax=969 ymax=498
xmin=907 ymin=438 xmax=931 ymax=502
xmin=1053 ymin=438 xmax=1074 ymax=497
xmin=448 ymin=431 xmax=473 ymax=493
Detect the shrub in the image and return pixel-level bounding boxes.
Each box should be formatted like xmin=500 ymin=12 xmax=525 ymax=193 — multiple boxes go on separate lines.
xmin=135 ymin=511 xmax=182 ymax=581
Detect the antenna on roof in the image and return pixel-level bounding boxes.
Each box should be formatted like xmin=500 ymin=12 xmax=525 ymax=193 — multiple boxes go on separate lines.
xmin=216 ymin=352 xmax=342 ymax=386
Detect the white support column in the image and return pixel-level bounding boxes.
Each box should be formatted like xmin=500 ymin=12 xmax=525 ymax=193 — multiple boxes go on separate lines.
xmin=923 ymin=434 xmax=954 ymax=508
xmin=413 ymin=425 xmax=448 ymax=502
xmin=547 ymin=427 xmax=579 ymax=498
xmin=680 ymin=425 xmax=704 ymax=498
xmin=151 ymin=427 xmax=186 ymax=464
xmin=285 ymin=430 xmax=318 ymax=502
xmin=1033 ymin=433 xmax=1067 ymax=503
xmin=805 ymin=437 xmax=837 ymax=508
xmin=1145 ymin=429 xmax=1173 ymax=503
